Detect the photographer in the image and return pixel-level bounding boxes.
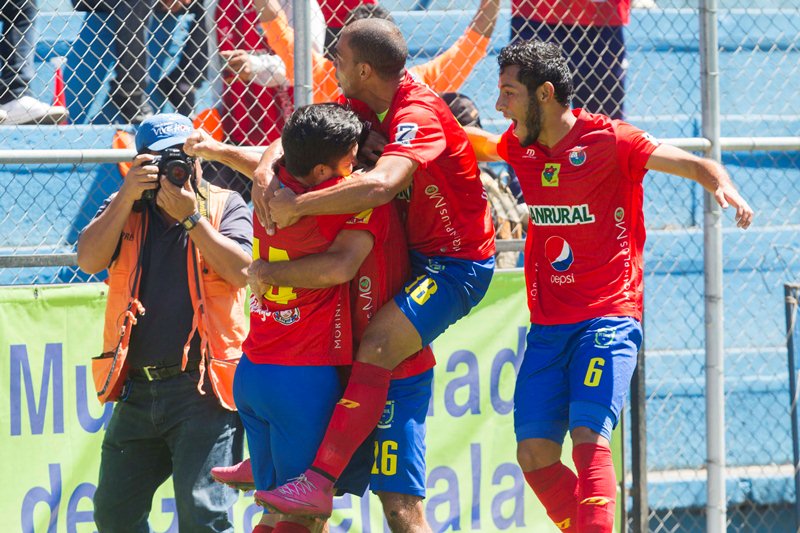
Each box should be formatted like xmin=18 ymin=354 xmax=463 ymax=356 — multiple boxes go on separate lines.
xmin=77 ymin=113 xmax=252 ymax=532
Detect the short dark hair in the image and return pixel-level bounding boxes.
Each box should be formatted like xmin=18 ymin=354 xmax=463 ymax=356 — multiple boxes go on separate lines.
xmin=281 ymin=104 xmax=362 ymax=178
xmin=342 ymin=18 xmax=407 ymax=80
xmin=344 ymin=3 xmax=394 ymax=25
xmin=441 ymin=92 xmax=482 ymax=128
xmin=497 ymin=40 xmax=573 ymax=107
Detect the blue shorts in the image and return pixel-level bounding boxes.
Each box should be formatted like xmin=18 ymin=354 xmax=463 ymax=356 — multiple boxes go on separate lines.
xmin=395 ymin=251 xmax=495 ymax=346
xmin=369 ymin=369 xmax=433 ymax=498
xmin=513 ymin=317 xmax=641 ymax=444
xmin=232 ymin=355 xmax=368 ymax=496
xmin=511 ymin=18 xmax=626 ymax=119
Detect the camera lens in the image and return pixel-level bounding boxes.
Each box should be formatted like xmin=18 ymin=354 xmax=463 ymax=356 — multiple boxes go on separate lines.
xmin=165 ymin=159 xmax=192 ymax=186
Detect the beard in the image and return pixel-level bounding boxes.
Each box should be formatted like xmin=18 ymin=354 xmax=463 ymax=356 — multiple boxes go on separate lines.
xmin=519 ymin=100 xmax=543 ymax=147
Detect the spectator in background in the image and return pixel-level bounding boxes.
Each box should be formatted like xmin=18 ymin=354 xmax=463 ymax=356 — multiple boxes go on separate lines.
xmin=255 ymin=0 xmax=500 ymax=103
xmin=443 ymin=91 xmax=525 ymax=269
xmin=199 ymin=0 xmax=326 ymax=200
xmin=0 ymin=0 xmax=68 ymax=124
xmin=67 ymin=0 xmax=209 ymax=123
xmin=206 ymin=0 xmax=292 ymax=201
xmin=511 ymin=0 xmax=629 ymax=118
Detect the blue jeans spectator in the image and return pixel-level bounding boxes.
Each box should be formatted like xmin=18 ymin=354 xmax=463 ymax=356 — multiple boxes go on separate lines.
xmin=93 ymin=370 xmax=243 ymax=532
xmin=67 ymin=0 xmax=208 ymax=124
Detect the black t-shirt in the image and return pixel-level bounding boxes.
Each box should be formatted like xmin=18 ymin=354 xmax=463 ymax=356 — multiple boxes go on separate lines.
xmin=93 ymin=190 xmax=252 ymax=369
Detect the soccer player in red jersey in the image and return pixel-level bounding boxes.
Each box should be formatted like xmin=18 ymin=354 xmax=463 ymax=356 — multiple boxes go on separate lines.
xmin=251 ymin=18 xmax=496 ymax=522
xmin=201 ymin=101 xmax=437 ymax=531
xmin=235 ymin=103 xmax=389 ymax=533
xmin=467 ymin=40 xmax=753 ymax=532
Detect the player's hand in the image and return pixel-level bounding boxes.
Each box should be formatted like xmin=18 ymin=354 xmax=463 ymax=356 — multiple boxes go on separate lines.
xmin=156 ymin=176 xmax=198 ymax=223
xmin=252 ymin=155 xmax=281 ymax=234
xmin=184 ymin=129 xmax=222 ymax=161
xmin=358 ymin=129 xmax=387 ymax=167
xmin=268 ymin=187 xmax=299 ymax=228
xmin=247 ymin=259 xmax=271 ymax=299
xmin=221 ymin=50 xmax=254 ymax=82
xmin=120 ymin=154 xmax=159 ymax=203
xmin=714 ymin=184 xmax=754 ymax=229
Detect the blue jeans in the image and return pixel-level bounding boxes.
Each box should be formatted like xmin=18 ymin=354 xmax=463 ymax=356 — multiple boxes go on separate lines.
xmin=0 ymin=0 xmax=35 ymax=103
xmin=93 ymin=370 xmax=243 ymax=533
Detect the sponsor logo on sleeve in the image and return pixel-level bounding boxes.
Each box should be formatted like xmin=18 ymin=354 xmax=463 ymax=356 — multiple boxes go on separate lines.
xmin=642 ymin=132 xmax=660 ymax=147
xmin=393 ymin=123 xmax=419 ymax=146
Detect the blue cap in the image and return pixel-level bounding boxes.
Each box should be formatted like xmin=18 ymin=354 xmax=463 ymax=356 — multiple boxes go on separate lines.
xmin=135 ymin=113 xmax=193 ymax=152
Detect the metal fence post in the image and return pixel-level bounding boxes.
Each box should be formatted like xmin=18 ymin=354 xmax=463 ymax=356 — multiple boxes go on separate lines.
xmin=293 ymin=0 xmax=313 ymax=107
xmin=699 ymin=0 xmax=726 ymax=531
xmin=785 ymin=283 xmax=800 ymax=529
xmin=630 ymin=342 xmax=648 ymax=533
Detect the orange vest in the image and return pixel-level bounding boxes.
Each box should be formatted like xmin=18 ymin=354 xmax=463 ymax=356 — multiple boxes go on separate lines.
xmin=101 ymin=183 xmax=247 ymax=410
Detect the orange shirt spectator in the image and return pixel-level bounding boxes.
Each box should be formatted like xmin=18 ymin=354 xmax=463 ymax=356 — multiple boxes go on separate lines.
xmin=257 ymin=0 xmax=499 ymax=103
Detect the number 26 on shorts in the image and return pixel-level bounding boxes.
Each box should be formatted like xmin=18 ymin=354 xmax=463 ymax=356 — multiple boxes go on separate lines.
xmin=372 ymin=440 xmax=398 ymax=476
xmin=583 ymin=357 xmax=605 ymax=387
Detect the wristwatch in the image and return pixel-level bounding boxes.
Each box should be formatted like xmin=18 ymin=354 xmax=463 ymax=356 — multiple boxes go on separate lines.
xmin=180 ymin=211 xmax=202 ymax=231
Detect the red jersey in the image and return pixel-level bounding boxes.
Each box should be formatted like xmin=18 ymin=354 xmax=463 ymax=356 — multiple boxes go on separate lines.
xmin=351 ymin=202 xmax=436 ymax=380
xmin=319 ymin=0 xmax=375 ymax=29
xmin=215 ymin=0 xmax=290 ymax=146
xmin=511 ymin=0 xmax=630 ymax=27
xmin=343 ymin=73 xmax=495 ymax=261
xmin=497 ymin=109 xmax=658 ymax=325
xmin=244 ymin=166 xmax=388 ymax=365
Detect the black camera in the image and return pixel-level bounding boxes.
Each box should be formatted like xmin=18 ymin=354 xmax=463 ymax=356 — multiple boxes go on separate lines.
xmin=142 ymin=148 xmax=195 ymax=201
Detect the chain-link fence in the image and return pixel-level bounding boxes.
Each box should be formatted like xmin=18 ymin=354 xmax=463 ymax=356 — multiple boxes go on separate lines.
xmin=1 ymin=0 xmax=800 ymax=531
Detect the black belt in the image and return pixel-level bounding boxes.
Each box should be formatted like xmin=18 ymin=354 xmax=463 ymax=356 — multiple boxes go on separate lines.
xmin=129 ymin=359 xmax=201 ymax=381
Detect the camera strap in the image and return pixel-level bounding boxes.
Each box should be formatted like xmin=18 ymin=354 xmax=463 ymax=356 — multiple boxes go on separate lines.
xmin=196 ymin=179 xmax=211 ymax=220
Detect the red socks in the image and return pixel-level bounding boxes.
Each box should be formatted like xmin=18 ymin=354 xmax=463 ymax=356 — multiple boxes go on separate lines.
xmin=273 ymin=522 xmax=310 ymax=533
xmin=312 ymin=361 xmax=392 ymax=479
xmin=523 ymin=462 xmax=578 ymax=532
xmin=252 ymin=525 xmax=274 ymax=533
xmin=573 ymin=443 xmax=617 ymax=532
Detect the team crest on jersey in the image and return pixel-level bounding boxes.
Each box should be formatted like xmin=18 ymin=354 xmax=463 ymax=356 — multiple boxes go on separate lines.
xmin=394 ymin=123 xmax=419 ymax=146
xmin=568 ymin=147 xmax=587 ymax=166
xmin=542 ymin=163 xmax=560 ymax=187
xmin=273 ymin=307 xmax=300 ymax=326
xmin=377 ymin=400 xmax=395 ymax=429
